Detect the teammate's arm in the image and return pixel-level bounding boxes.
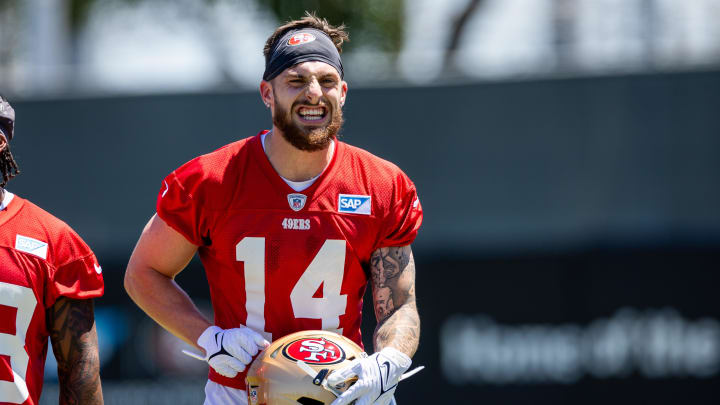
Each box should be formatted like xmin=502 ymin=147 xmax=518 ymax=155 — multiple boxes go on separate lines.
xmin=47 ymin=297 xmax=103 ymax=405
xmin=371 ymin=244 xmax=420 ymax=356
xmin=124 ymin=213 xmax=210 ymax=348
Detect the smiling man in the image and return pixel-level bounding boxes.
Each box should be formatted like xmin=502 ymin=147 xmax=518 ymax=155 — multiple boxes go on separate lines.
xmin=125 ymin=13 xmax=422 ymax=405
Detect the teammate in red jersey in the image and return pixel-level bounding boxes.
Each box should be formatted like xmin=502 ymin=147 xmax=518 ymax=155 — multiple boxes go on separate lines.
xmin=125 ymin=13 xmax=421 ymax=405
xmin=0 ymin=95 xmax=104 ymax=405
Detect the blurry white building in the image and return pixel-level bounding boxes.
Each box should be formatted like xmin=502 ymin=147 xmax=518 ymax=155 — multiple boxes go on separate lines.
xmin=1 ymin=0 xmax=719 ymax=96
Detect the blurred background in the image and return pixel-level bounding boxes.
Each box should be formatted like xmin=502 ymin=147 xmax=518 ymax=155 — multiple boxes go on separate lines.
xmin=1 ymin=0 xmax=719 ymax=404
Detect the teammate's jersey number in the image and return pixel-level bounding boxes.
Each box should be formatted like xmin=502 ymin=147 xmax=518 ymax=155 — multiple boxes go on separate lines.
xmin=235 ymin=238 xmax=348 ymax=341
xmin=0 ymin=281 xmax=37 ymax=404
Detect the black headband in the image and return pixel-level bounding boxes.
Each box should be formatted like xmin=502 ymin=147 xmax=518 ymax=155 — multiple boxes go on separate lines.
xmin=263 ymin=28 xmax=343 ymax=81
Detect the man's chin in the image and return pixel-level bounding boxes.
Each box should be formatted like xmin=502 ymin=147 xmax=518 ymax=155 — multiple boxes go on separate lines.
xmin=280 ymin=126 xmax=333 ymax=152
xmin=303 ymin=130 xmax=335 ymax=150
xmin=294 ymin=119 xmax=329 ymax=132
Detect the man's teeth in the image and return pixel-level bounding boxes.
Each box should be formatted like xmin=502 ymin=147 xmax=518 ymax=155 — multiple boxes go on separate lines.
xmin=299 ymin=108 xmax=325 ymax=120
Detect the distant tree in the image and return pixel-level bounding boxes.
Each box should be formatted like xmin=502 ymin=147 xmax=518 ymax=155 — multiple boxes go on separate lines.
xmin=551 ymin=0 xmax=576 ymax=69
xmin=444 ymin=0 xmax=486 ymax=73
xmin=261 ymin=0 xmax=405 ymax=54
xmin=0 ymin=1 xmax=19 ymax=76
xmin=68 ymin=0 xmax=404 ymax=53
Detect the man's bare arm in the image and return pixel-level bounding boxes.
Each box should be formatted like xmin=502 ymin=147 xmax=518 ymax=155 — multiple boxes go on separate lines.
xmin=124 ymin=214 xmax=211 ymax=349
xmin=47 ymin=297 xmax=103 ymax=405
xmin=370 ymin=245 xmax=420 ymax=357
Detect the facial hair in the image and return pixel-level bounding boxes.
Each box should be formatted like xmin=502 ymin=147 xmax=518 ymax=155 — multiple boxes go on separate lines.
xmin=272 ymin=91 xmax=344 ymax=152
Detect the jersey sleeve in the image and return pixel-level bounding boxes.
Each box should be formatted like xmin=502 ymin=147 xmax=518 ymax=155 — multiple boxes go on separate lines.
xmin=46 ymin=235 xmax=104 ymax=307
xmin=376 ymin=173 xmax=423 ymax=249
xmin=155 ymin=162 xmax=208 ymax=246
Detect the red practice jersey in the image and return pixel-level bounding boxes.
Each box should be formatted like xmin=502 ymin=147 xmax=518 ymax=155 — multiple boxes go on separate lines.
xmin=157 ymin=132 xmax=423 ymax=389
xmin=0 ymin=193 xmax=104 ymax=405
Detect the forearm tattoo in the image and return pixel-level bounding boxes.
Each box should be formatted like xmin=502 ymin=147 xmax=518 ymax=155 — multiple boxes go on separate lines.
xmin=371 ymin=245 xmax=420 ymax=357
xmin=47 ymin=297 xmax=103 ymax=405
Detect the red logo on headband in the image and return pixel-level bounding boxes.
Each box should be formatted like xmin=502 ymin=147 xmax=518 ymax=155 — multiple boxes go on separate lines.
xmin=288 ymin=33 xmax=316 ymax=46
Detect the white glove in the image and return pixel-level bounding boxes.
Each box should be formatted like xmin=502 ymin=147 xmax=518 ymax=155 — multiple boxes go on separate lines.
xmin=197 ymin=325 xmax=270 ymax=378
xmin=328 ymin=347 xmax=411 ymax=405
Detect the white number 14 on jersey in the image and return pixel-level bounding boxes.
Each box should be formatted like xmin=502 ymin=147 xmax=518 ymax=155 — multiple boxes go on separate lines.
xmin=235 ymin=238 xmax=348 ymax=341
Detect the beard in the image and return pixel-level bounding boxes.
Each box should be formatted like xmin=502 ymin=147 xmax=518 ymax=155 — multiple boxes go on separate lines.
xmin=272 ymin=95 xmax=344 ymax=152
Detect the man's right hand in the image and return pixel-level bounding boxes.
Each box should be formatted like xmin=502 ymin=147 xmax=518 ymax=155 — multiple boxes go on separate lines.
xmin=197 ymin=325 xmax=270 ymax=378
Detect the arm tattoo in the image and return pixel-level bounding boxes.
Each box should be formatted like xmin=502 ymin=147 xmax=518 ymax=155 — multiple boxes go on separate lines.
xmin=371 ymin=245 xmax=420 ymax=357
xmin=47 ymin=297 xmax=104 ymax=405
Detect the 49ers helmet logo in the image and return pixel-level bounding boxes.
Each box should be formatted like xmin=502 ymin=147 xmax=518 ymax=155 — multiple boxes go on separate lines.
xmin=282 ymin=338 xmax=346 ymax=365
xmin=288 ymin=33 xmax=316 ymax=46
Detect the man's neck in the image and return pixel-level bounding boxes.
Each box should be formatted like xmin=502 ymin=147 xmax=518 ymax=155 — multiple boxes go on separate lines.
xmin=264 ymin=128 xmax=334 ymax=182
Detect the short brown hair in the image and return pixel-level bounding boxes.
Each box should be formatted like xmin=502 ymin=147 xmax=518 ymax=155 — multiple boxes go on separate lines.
xmin=263 ymin=11 xmax=349 ymax=61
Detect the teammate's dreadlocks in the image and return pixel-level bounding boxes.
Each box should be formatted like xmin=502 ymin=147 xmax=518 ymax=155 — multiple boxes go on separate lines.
xmin=0 ymin=94 xmax=20 ymax=189
xmin=0 ymin=146 xmax=20 ymax=188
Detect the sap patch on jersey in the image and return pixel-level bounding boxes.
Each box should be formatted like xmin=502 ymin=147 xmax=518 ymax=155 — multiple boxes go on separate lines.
xmin=338 ymin=194 xmax=371 ymax=215
xmin=15 ymin=234 xmax=48 ymax=259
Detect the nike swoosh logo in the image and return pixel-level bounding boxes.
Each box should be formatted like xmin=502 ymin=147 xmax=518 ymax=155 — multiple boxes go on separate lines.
xmin=380 ymin=361 xmax=391 ymax=391
xmin=378 ymin=359 xmax=397 ymax=395
xmin=94 ymin=263 xmax=103 ymax=274
xmin=161 ymin=181 xmax=169 ymax=198
xmin=208 ymin=333 xmax=231 ymax=361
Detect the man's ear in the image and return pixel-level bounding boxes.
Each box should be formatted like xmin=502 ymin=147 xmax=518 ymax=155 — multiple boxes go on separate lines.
xmin=260 ymin=81 xmax=273 ymax=108
xmin=0 ymin=134 xmax=7 ymax=153
xmin=340 ymin=81 xmax=348 ymax=107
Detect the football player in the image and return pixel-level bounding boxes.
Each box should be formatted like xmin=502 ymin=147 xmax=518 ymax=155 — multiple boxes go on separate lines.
xmin=125 ymin=12 xmax=422 ymax=405
xmin=0 ymin=95 xmax=105 ymax=404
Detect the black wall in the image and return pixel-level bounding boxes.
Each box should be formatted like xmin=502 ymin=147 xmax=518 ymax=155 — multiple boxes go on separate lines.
xmin=11 ymin=70 xmax=720 ymax=258
xmin=11 ymin=70 xmax=720 ymax=404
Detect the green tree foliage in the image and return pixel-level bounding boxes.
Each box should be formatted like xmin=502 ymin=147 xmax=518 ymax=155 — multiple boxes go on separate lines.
xmin=68 ymin=0 xmax=143 ymax=34
xmin=68 ymin=0 xmax=404 ymax=53
xmin=261 ymin=0 xmax=404 ymax=53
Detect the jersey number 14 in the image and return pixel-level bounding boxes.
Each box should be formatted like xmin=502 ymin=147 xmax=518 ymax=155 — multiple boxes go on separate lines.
xmin=235 ymin=238 xmax=348 ymax=341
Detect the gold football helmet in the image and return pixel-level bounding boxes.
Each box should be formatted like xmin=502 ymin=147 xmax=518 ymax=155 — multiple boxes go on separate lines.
xmin=246 ymin=330 xmax=365 ymax=405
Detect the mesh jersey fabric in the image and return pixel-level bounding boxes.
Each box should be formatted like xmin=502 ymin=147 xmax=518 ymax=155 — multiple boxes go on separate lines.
xmin=156 ymin=131 xmax=423 ymax=389
xmin=0 ymin=193 xmax=104 ymax=405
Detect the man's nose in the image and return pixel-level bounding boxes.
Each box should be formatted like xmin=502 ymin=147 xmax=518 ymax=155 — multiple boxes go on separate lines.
xmin=305 ymin=79 xmax=322 ymax=103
